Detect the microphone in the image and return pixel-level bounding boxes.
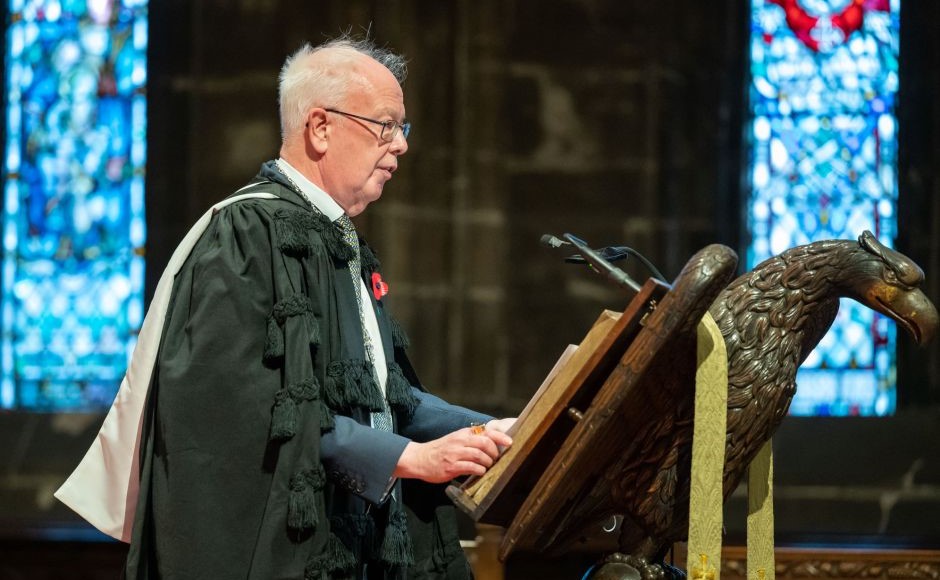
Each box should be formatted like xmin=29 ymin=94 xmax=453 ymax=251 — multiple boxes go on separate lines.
xmin=562 ymin=233 xmax=642 ymax=293
xmin=546 ymin=234 xmax=667 ymax=283
xmin=565 ymin=246 xmax=631 ymax=264
xmin=540 ymin=234 xmax=570 ymax=249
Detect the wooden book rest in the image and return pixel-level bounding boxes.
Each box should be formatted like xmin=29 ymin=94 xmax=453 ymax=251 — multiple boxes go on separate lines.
xmin=446 ymin=245 xmax=737 ymax=560
xmin=446 ymin=279 xmax=668 ymax=526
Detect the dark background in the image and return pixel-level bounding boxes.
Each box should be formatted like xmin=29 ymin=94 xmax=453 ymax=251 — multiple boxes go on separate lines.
xmin=1 ymin=1 xmax=938 ymax=577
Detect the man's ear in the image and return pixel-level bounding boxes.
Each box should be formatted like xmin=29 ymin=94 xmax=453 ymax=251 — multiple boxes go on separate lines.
xmin=306 ymin=108 xmax=329 ymax=154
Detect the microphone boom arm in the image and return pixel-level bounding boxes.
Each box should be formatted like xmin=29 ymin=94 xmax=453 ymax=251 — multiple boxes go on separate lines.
xmin=562 ymin=233 xmax=642 ymax=293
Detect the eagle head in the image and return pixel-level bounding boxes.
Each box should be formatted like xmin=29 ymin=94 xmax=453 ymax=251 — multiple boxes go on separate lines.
xmin=843 ymin=231 xmax=938 ymax=345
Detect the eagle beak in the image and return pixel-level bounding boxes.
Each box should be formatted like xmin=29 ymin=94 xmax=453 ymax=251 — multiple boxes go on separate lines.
xmin=871 ymin=286 xmax=939 ymax=346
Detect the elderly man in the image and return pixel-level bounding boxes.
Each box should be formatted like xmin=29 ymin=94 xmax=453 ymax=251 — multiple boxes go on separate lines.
xmin=59 ymin=37 xmax=513 ymax=579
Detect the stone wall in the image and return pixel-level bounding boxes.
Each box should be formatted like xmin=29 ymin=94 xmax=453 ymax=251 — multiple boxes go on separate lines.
xmin=145 ymin=0 xmax=750 ymax=414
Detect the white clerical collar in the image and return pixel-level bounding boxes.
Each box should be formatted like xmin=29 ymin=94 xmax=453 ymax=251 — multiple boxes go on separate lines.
xmin=275 ymin=158 xmax=346 ymax=222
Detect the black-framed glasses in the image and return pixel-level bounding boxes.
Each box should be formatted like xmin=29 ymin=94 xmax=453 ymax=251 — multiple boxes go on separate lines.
xmin=325 ymin=108 xmax=411 ymax=143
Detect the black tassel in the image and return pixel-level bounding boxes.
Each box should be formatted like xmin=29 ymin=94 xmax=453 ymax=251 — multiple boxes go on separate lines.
xmin=288 ymin=377 xmax=319 ymax=401
xmin=329 ymin=513 xmax=373 ymax=538
xmin=323 ymin=360 xmax=387 ymax=412
xmin=379 ymin=508 xmax=414 ymax=567
xmin=319 ymin=223 xmax=355 ymax=263
xmin=386 ymin=363 xmax=419 ymax=419
xmin=306 ymin=464 xmax=326 ymax=489
xmin=318 ymin=401 xmax=335 ymax=432
xmin=264 ymin=295 xmax=316 ymax=368
xmin=323 ymin=362 xmax=348 ymax=410
xmin=270 ymin=378 xmax=319 ymax=442
xmin=325 ymin=532 xmax=356 ymax=573
xmin=359 ymin=243 xmax=380 ymax=273
xmin=274 ymin=209 xmax=316 ymax=257
xmin=356 ymin=362 xmax=385 ymax=411
xmin=269 ymin=389 xmax=298 ymax=441
xmin=343 ymin=360 xmax=369 ymax=408
xmin=305 ymin=312 xmax=321 ymax=346
xmin=272 ymin=294 xmax=313 ymax=321
xmin=388 ymin=316 xmax=411 ymax=350
xmin=303 ymin=563 xmax=327 ymax=580
xmin=287 ymin=474 xmax=317 ymax=531
xmin=344 ymin=365 xmax=362 ymax=403
xmin=350 ymin=514 xmax=372 ymax=537
xmin=304 ymin=533 xmax=355 ymax=580
xmin=263 ymin=316 xmax=284 ymax=367
xmin=287 ymin=466 xmax=326 ymax=531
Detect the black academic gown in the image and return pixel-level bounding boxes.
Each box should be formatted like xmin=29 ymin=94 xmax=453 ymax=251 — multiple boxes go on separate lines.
xmin=124 ymin=161 xmax=479 ymax=579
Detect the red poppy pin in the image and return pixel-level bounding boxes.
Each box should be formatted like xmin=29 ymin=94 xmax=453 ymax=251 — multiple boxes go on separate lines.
xmin=371 ymin=272 xmax=389 ymax=301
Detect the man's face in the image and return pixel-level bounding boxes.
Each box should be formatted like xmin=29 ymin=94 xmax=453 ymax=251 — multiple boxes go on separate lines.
xmin=319 ymin=59 xmax=408 ymax=217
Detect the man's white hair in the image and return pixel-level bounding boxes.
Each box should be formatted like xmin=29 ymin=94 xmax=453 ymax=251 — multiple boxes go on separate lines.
xmin=278 ymin=36 xmax=407 ymax=140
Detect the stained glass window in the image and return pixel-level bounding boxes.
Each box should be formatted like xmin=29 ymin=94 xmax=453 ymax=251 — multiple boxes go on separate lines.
xmin=748 ymin=0 xmax=900 ymax=416
xmin=2 ymin=0 xmax=147 ymax=410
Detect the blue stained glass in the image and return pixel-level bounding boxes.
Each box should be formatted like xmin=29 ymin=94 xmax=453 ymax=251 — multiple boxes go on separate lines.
xmin=748 ymin=0 xmax=900 ymax=416
xmin=2 ymin=0 xmax=148 ymax=410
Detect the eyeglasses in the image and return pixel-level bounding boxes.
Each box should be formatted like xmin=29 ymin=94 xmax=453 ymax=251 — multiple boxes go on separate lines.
xmin=325 ymin=108 xmax=411 ymax=143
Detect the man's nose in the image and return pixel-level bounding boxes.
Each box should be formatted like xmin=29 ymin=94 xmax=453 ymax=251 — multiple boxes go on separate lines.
xmin=389 ymin=131 xmax=408 ymax=155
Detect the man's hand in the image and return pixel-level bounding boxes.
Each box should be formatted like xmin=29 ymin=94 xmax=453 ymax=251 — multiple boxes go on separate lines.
xmin=393 ymin=426 xmax=513 ymax=483
xmin=485 ymin=417 xmax=517 ymax=434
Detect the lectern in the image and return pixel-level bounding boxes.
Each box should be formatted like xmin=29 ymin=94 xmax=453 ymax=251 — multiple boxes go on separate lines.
xmin=447 ymin=244 xmax=739 ymax=562
xmin=449 ymin=232 xmax=940 ymax=579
